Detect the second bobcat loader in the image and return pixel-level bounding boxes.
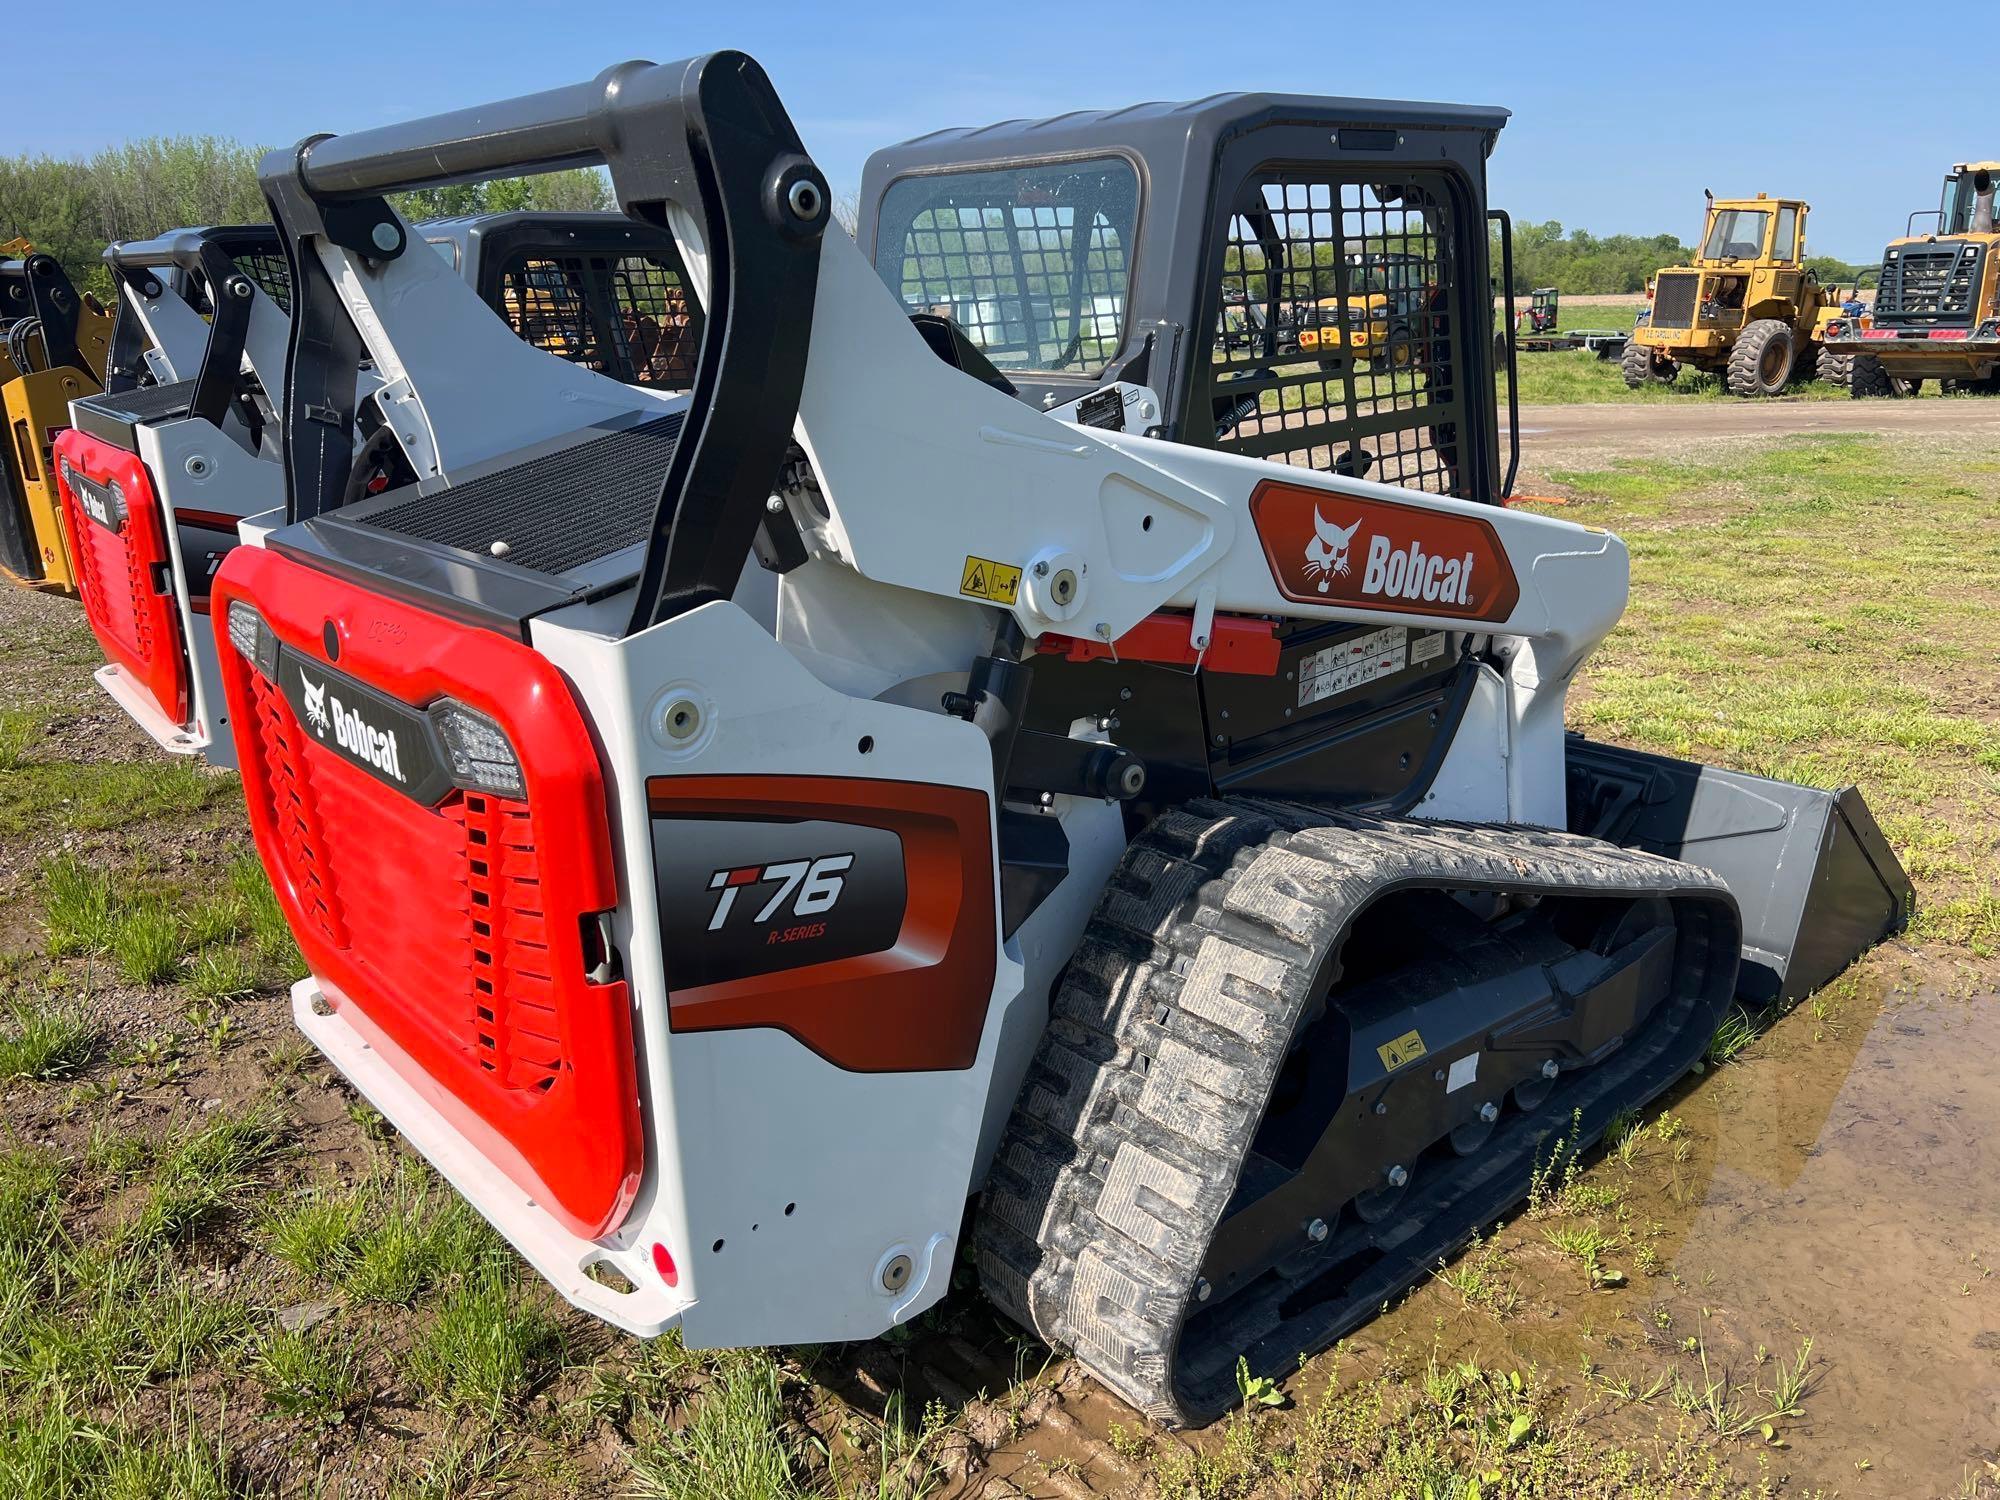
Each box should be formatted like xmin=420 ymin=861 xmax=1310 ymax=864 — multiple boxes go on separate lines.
xmin=212 ymin=54 xmax=1909 ymax=1425
xmin=54 ymin=216 xmax=701 ymax=769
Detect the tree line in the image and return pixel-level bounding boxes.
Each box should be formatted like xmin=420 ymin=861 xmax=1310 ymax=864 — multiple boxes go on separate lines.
xmin=0 ymin=136 xmax=610 ymax=298
xmin=1495 ymin=219 xmax=1875 ymax=293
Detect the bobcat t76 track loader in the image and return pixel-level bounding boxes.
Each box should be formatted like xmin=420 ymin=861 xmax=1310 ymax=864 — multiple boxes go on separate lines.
xmin=53 ymin=216 xmax=700 ymax=769
xmin=212 ymin=54 xmax=1910 ymax=1424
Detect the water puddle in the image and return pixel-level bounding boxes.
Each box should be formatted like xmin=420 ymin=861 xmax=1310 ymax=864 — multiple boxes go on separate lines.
xmin=1659 ymin=983 xmax=2000 ymax=1493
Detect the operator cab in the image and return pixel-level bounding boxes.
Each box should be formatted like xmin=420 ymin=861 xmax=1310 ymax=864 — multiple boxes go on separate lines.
xmin=857 ymin=93 xmax=1510 ymax=506
xmin=1695 ymin=194 xmax=1806 ymax=266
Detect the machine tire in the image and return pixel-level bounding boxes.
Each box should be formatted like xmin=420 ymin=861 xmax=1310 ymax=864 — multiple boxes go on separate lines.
xmin=1817 ymin=347 xmax=1855 ymax=389
xmin=1848 ymin=352 xmax=1908 ymax=398
xmin=1621 ymin=338 xmax=1668 ymax=388
xmin=1493 ymin=329 xmax=1509 ymax=368
xmin=1726 ymin=319 xmax=1795 ymax=397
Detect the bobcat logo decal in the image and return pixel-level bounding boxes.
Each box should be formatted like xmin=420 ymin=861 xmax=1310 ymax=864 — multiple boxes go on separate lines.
xmin=301 ymin=676 xmax=330 ymax=737
xmin=1302 ymin=510 xmax=1361 ymax=594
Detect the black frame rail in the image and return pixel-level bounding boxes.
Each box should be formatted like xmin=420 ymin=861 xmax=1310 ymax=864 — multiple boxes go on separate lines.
xmin=1 ymin=253 xmax=87 ymax=375
xmin=257 ymin=51 xmax=831 ymax=635
xmin=103 ymin=227 xmax=285 ymax=422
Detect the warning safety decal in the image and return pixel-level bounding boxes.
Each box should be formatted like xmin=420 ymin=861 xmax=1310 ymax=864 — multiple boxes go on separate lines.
xmin=1377 ymin=1028 xmax=1428 ymax=1070
xmin=958 ymin=555 xmax=1022 ymax=605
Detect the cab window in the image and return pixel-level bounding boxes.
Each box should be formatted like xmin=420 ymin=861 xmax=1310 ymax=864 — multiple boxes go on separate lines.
xmin=874 ymin=157 xmax=1139 ymax=374
xmin=1772 ymin=206 xmax=1798 ymax=263
xmin=1702 ymin=209 xmax=1770 ymax=261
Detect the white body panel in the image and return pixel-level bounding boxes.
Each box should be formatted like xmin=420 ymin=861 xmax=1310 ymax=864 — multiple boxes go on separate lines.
xmin=124 ymin=417 xmax=283 ymax=767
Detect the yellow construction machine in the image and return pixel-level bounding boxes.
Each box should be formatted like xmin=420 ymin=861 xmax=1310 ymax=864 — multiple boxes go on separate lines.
xmin=1 ymin=243 xmax=114 ymax=591
xmin=1621 ymin=193 xmax=1844 ymax=396
xmin=1821 ymin=163 xmax=2000 ymax=396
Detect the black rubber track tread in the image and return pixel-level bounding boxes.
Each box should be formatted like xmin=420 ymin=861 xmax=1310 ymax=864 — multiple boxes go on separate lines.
xmin=1726 ymin=318 xmax=1794 ymax=397
xmin=974 ymin=799 xmax=1734 ymax=1426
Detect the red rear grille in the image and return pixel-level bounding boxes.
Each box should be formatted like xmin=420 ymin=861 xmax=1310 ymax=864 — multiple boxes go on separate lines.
xmin=245 ymin=671 xmax=565 ymax=1095
xmin=247 ymin=674 xmax=348 ymax=947
xmin=55 ymin=430 xmax=189 ymax=726
xmin=214 ymin=547 xmax=641 ymax=1239
xmin=450 ymin=795 xmax=563 ymax=1092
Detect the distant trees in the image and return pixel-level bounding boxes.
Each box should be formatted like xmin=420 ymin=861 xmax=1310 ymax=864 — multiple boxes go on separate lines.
xmin=1493 ymin=220 xmax=1691 ymax=294
xmin=0 ymin=136 xmax=610 ymax=296
xmin=1493 ymin=221 xmax=1880 ymax=293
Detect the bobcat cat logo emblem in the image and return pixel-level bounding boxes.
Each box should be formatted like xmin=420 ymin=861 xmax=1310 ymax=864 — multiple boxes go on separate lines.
xmin=1303 ymin=510 xmax=1361 ymax=594
xmin=301 ymin=676 xmax=330 ymax=737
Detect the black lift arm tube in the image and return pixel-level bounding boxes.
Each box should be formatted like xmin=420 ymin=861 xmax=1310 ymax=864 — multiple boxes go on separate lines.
xmin=105 ymin=229 xmax=282 ymax=424
xmin=257 ymin=51 xmax=830 ymax=636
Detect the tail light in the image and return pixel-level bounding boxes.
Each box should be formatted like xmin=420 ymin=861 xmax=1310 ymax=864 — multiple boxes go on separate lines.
xmin=54 ymin=430 xmax=191 ymax=728
xmin=212 ymin=547 xmax=641 ymax=1239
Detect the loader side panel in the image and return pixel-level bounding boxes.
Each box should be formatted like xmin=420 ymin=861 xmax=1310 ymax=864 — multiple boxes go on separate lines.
xmin=649 ymin=775 xmax=997 ymax=1072
xmin=211 ymin=546 xmax=641 ymax=1238
xmin=55 ymin=429 xmax=190 ymax=726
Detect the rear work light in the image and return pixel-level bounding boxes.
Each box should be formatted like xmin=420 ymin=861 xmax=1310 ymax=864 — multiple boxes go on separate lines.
xmin=431 ymin=698 xmax=526 ymax=797
xmin=226 ymin=599 xmax=280 ymax=679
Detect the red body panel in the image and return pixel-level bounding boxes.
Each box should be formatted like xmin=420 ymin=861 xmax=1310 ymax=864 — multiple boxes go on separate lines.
xmin=55 ymin=430 xmax=190 ymax=727
xmin=211 ymin=547 xmax=642 ymax=1239
xmin=650 ymin=775 xmax=997 ymax=1072
xmin=1038 ymin=610 xmax=1280 ymax=675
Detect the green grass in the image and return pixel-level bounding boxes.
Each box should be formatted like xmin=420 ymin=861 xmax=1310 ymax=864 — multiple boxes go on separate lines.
xmin=628 ymin=1349 xmax=803 ymax=1500
xmin=262 ymin=1185 xmax=368 ymax=1281
xmin=129 ymin=1107 xmax=288 ymax=1245
xmin=265 ymin=1166 xmax=496 ymax=1306
xmin=38 ymin=849 xmax=290 ymax=994
xmin=1505 ymin=344 xmax=1857 ymax=405
xmin=187 ymin=947 xmax=259 ymax=1000
xmin=1706 ymin=1007 xmax=1759 ymax=1066
xmin=407 ymin=1266 xmax=561 ymax=1417
xmin=0 ymin=758 xmax=233 ymax=838
xmin=110 ymin=898 xmax=186 ymax=984
xmin=0 ymin=1399 xmax=237 ymax=1500
xmin=0 ymin=994 xmax=97 ymax=1081
xmin=1543 ymin=433 xmax=2000 ymax=946
xmin=251 ymin=1324 xmax=365 ymax=1424
xmin=231 ymin=853 xmax=304 ymax=983
xmin=0 ymin=707 xmax=46 ymax=771
xmin=39 ymin=854 xmax=116 ymax=956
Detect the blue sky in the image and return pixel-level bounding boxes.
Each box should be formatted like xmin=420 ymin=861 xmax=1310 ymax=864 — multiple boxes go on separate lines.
xmin=13 ymin=0 xmax=1974 ymax=262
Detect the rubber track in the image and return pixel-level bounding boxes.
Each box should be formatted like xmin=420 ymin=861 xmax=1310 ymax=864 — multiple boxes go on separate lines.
xmin=974 ymin=798 xmax=1733 ymax=1426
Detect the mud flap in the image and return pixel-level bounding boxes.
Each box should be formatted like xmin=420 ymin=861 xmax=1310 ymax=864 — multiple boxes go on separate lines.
xmin=1566 ymin=736 xmax=1913 ymax=1006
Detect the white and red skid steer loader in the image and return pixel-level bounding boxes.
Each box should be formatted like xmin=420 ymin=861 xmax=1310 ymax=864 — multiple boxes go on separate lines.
xmin=211 ymin=54 xmax=1910 ymax=1424
xmin=54 ymin=216 xmax=701 ymax=770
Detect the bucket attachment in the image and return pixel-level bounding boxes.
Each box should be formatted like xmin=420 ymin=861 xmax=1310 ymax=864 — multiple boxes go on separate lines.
xmin=1566 ymin=736 xmax=1913 ymax=1006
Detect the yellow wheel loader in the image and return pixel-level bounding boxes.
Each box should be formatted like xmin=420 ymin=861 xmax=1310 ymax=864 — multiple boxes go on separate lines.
xmin=1822 ymin=163 xmax=2000 ymax=396
xmin=1621 ymin=194 xmax=1841 ymax=396
xmin=1 ymin=244 xmax=113 ymax=591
